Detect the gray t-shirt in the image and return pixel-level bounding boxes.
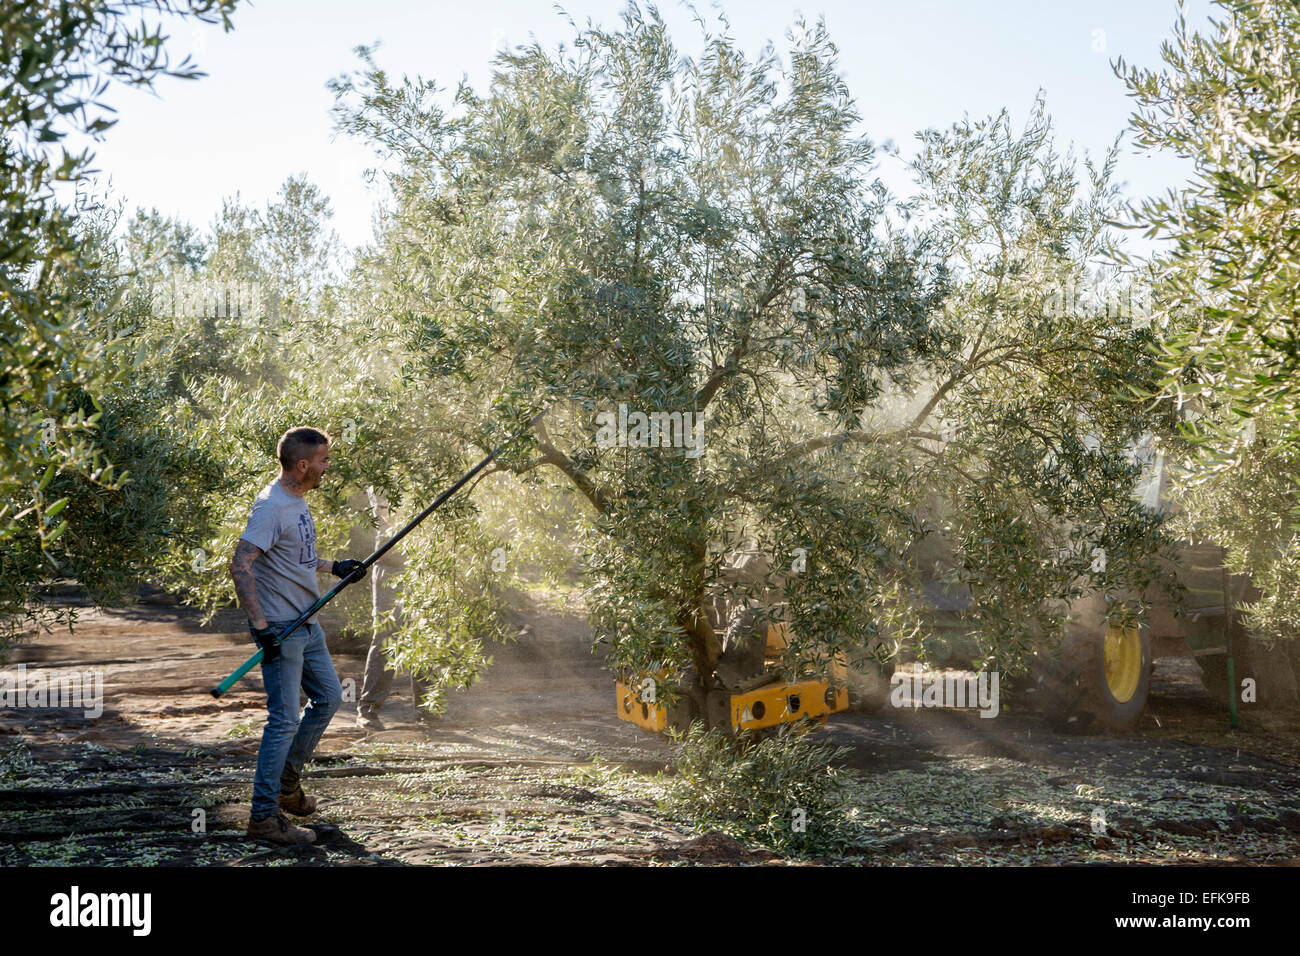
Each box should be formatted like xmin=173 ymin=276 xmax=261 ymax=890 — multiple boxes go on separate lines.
xmin=240 ymin=478 xmax=321 ymax=623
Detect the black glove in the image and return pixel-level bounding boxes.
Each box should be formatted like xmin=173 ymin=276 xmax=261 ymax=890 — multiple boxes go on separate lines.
xmin=332 ymin=559 xmax=366 ymax=583
xmin=252 ymin=625 xmax=281 ymax=663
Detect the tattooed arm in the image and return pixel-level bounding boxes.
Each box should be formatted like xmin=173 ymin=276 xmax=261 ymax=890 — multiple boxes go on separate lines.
xmin=315 ymin=557 xmax=335 ymax=574
xmin=230 ymin=539 xmax=268 ymax=629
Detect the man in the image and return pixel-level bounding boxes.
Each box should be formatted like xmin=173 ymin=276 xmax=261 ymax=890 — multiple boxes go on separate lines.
xmin=229 ymin=426 xmax=367 ymax=845
xmin=355 ymin=487 xmax=428 ymax=731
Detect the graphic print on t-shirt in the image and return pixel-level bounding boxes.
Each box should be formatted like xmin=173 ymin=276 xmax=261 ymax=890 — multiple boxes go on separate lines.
xmin=297 ymin=511 xmax=317 ymax=566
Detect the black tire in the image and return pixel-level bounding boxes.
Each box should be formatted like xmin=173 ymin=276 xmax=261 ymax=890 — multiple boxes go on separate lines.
xmin=1031 ymin=621 xmax=1153 ymax=733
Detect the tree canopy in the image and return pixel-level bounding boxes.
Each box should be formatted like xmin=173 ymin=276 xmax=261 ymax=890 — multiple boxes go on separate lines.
xmin=328 ymin=6 xmax=1173 ymax=707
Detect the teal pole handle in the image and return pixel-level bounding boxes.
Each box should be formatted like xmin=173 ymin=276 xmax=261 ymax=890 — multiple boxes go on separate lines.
xmin=209 ymin=589 xmax=337 ymax=698
xmin=211 ymin=648 xmax=264 ymax=697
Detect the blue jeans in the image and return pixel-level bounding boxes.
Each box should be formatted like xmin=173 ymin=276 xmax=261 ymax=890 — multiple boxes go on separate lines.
xmin=250 ymin=619 xmax=343 ymax=820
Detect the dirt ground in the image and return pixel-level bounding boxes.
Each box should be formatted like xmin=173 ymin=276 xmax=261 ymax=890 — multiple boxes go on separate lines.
xmin=2 ymin=588 xmax=1299 ymax=866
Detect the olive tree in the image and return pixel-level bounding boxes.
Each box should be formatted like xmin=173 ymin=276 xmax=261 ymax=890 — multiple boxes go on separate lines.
xmin=331 ymin=7 xmax=947 ymax=710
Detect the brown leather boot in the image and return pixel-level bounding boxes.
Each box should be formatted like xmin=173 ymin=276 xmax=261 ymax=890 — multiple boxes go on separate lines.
xmin=278 ymin=786 xmax=318 ymax=816
xmin=246 ymin=811 xmax=315 ymax=845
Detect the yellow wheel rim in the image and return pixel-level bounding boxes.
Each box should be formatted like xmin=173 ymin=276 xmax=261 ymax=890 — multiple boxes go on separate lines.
xmin=1103 ymin=624 xmax=1143 ymax=703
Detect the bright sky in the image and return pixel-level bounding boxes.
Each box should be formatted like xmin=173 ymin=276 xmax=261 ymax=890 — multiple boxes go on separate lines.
xmin=85 ymin=0 xmax=1215 ymax=253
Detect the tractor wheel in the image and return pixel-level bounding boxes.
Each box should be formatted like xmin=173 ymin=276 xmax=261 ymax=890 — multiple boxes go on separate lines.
xmin=1031 ymin=619 xmax=1152 ymax=733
